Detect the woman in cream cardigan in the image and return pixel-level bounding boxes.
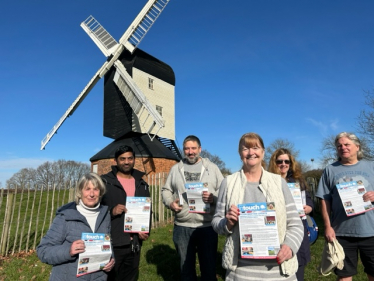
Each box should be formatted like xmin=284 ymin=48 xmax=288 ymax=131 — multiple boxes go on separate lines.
xmin=212 ymin=133 xmax=303 ymax=280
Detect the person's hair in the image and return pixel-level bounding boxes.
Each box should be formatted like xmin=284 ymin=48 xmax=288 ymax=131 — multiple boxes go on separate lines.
xmin=74 ymin=173 xmax=106 ymax=204
xmin=238 ymin=132 xmax=266 ymax=169
xmin=268 ymin=148 xmax=307 ymax=191
xmin=183 ymin=135 xmax=201 ymax=147
xmin=335 ymin=132 xmax=363 ymax=161
xmin=114 ymin=145 xmax=135 ymax=160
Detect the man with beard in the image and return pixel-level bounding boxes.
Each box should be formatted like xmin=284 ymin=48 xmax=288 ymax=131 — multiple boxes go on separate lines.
xmin=162 ymin=135 xmax=224 ymax=280
xmin=101 ymin=145 xmax=150 ymax=281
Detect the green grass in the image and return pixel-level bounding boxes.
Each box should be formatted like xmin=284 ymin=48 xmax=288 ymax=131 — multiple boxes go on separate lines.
xmin=0 ymin=214 xmax=369 ymax=281
xmin=0 ymin=188 xmax=73 ymax=255
xmin=0 ymin=188 xmax=367 ymax=281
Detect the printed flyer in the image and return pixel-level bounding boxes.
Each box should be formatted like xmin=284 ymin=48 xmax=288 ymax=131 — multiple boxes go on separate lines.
xmin=238 ymin=202 xmax=280 ymax=259
xmin=76 ymin=233 xmax=112 ymax=277
xmin=287 ymin=183 xmax=305 ymax=217
xmin=185 ymin=182 xmax=210 ymax=213
xmin=336 ymin=181 xmax=374 ymax=216
xmin=124 ymin=197 xmax=151 ymax=233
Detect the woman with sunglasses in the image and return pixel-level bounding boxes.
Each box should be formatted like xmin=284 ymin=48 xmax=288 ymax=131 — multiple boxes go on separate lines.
xmin=268 ymin=148 xmax=313 ymax=281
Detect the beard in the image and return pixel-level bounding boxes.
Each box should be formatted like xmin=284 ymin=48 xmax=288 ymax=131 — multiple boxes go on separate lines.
xmin=117 ymin=163 xmax=134 ymax=174
xmin=185 ymin=153 xmax=200 ymax=164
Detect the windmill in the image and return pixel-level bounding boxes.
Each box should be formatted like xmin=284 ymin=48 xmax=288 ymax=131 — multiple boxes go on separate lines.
xmin=40 ymin=0 xmax=177 ymax=153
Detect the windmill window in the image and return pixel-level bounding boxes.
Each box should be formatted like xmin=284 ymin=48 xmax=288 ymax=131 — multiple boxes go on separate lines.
xmin=156 ymin=105 xmax=162 ymax=116
xmin=148 ymin=78 xmax=154 ymax=90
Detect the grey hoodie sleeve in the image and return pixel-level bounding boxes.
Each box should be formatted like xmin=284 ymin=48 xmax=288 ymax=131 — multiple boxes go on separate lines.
xmin=212 ymin=178 xmax=231 ymax=236
xmin=161 ymin=165 xmax=178 ymax=209
xmin=37 ymin=214 xmax=75 ymax=265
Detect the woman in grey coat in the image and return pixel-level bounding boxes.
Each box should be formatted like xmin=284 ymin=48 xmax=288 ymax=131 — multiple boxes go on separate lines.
xmin=37 ymin=173 xmax=115 ymax=281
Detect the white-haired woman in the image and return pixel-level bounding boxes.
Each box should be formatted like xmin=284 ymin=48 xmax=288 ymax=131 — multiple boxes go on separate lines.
xmin=37 ymin=172 xmax=115 ymax=280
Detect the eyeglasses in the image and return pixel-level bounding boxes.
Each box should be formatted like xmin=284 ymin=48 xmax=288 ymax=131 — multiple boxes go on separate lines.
xmin=276 ymin=160 xmax=290 ymax=165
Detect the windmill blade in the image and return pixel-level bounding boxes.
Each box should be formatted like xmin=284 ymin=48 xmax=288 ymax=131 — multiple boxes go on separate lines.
xmin=40 ymin=60 xmax=110 ymax=150
xmin=119 ymin=0 xmax=170 ymax=54
xmin=80 ymin=15 xmax=119 ymax=57
xmin=113 ymin=60 xmax=165 ymax=139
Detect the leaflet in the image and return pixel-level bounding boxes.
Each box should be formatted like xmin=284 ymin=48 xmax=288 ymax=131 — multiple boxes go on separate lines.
xmin=238 ymin=202 xmax=280 ymax=259
xmin=185 ymin=182 xmax=210 ymax=213
xmin=124 ymin=197 xmax=151 ymax=233
xmin=76 ymin=233 xmax=112 ymax=277
xmin=336 ymin=181 xmax=374 ymax=216
xmin=287 ymin=183 xmax=305 ymax=217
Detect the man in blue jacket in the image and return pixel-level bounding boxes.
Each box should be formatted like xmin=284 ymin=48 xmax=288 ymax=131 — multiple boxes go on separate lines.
xmin=101 ymin=145 xmax=150 ymax=281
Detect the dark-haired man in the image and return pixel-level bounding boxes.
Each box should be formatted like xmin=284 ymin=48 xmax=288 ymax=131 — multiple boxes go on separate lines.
xmin=101 ymin=145 xmax=150 ymax=281
xmin=162 ymin=135 xmax=224 ymax=280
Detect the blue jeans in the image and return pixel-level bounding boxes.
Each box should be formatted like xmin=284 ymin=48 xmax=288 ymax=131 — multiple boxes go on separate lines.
xmin=173 ymin=224 xmax=218 ymax=281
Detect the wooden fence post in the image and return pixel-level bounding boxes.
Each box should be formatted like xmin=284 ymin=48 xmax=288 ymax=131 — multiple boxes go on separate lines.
xmin=1 ymin=193 xmax=14 ymax=256
xmin=69 ymin=188 xmax=75 ymax=203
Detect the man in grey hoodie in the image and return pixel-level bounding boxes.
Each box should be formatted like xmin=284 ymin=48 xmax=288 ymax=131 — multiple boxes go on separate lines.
xmin=162 ymin=135 xmax=224 ymax=281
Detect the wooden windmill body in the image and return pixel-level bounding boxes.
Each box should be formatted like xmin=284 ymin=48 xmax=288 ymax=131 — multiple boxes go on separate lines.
xmin=41 ymin=0 xmax=181 ymax=175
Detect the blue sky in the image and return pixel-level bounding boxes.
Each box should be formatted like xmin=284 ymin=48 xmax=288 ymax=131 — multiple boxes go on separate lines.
xmin=1 ymin=0 xmax=374 ymax=186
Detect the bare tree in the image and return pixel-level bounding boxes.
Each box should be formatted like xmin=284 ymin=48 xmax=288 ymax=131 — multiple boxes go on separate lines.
xmin=6 ymin=160 xmax=90 ymax=189
xmin=6 ymin=168 xmax=37 ymax=189
xmin=200 ymin=149 xmax=231 ymax=176
xmin=320 ymin=134 xmax=338 ymax=167
xmin=358 ymin=90 xmax=374 ymax=142
xmin=298 ymin=160 xmax=312 ymax=173
xmin=265 ymin=138 xmax=300 ymax=164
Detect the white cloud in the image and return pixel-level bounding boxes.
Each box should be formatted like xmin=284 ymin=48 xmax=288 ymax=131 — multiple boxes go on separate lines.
xmin=330 ymin=119 xmax=339 ymax=131
xmin=306 ymin=118 xmax=328 ymax=133
xmin=306 ymin=118 xmax=341 ymax=135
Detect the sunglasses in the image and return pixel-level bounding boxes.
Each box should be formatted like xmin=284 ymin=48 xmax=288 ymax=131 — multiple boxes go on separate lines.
xmin=276 ymin=160 xmax=290 ymax=165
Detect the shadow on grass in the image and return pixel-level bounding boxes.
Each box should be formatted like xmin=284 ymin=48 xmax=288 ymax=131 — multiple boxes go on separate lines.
xmin=146 ymin=244 xmax=181 ymax=281
xmin=145 ymin=243 xmax=226 ymax=281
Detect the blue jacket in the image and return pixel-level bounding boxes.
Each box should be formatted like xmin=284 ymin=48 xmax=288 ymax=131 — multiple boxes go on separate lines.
xmin=37 ymin=202 xmax=111 ymax=281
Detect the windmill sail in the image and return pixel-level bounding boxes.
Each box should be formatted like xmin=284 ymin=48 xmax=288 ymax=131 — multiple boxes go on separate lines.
xmin=119 ymin=0 xmax=170 ymax=53
xmin=41 ymin=64 xmax=103 ymax=150
xmin=40 ymin=0 xmax=171 ymax=150
xmin=80 ymin=16 xmax=119 ymax=57
xmin=112 ymin=60 xmax=164 ymax=140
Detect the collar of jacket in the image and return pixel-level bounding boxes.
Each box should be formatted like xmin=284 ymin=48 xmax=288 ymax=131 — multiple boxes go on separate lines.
xmin=56 ymin=202 xmax=108 ymax=225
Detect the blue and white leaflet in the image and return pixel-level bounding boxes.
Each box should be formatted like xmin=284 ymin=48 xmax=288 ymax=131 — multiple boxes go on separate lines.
xmin=184 ymin=182 xmax=210 ymax=213
xmin=336 ymin=181 xmax=374 ymax=216
xmin=76 ymin=233 xmax=112 ymax=277
xmin=124 ymin=197 xmax=151 ymax=233
xmin=287 ymin=183 xmax=305 ymax=217
xmin=238 ymin=202 xmax=280 ymax=259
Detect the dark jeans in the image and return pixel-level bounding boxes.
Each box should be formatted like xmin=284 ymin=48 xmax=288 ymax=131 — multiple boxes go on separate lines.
xmin=108 ymin=244 xmax=140 ymax=281
xmin=173 ymin=224 xmax=218 ymax=281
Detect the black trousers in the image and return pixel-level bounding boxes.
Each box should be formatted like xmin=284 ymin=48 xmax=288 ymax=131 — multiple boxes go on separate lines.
xmin=108 ymin=244 xmax=141 ymax=281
